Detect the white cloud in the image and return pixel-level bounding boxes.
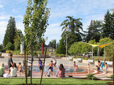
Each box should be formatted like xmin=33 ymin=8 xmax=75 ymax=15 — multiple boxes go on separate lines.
xmin=83 ymin=14 xmax=104 ymax=31
xmin=44 ymin=23 xmax=62 ymax=44
xmin=0 ymin=21 xmax=8 ymax=44
xmin=0 ymin=5 xmax=3 ymax=8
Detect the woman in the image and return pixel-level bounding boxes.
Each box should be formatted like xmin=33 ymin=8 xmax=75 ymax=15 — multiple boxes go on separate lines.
xmin=10 ymin=63 xmax=17 ymax=77
xmin=38 ymin=58 xmax=43 ymax=72
xmin=87 ymin=63 xmax=90 ymax=73
xmin=57 ymin=64 xmax=65 ymax=78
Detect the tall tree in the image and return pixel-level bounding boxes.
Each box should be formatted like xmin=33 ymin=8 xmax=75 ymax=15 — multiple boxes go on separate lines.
xmin=56 ymin=38 xmax=66 ymax=54
xmin=3 ymin=16 xmax=17 ymax=50
xmin=86 ymin=20 xmax=103 ymax=42
xmin=23 ymin=0 xmax=50 ymax=84
xmin=102 ymin=10 xmax=114 ymax=39
xmin=14 ymin=29 xmax=23 ymax=50
xmin=60 ymin=16 xmax=83 ymax=49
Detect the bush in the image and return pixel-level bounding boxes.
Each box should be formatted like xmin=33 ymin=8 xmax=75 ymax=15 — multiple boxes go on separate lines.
xmin=87 ymin=74 xmax=94 ymax=80
xmin=110 ymin=75 xmax=114 ymax=79
xmin=13 ymin=50 xmax=20 ymax=55
xmin=55 ymin=54 xmax=65 ymax=57
xmin=6 ymin=50 xmax=13 ymax=54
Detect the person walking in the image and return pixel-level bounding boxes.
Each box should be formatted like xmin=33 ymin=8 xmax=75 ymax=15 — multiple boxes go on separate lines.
xmin=8 ymin=54 xmax=13 ymax=74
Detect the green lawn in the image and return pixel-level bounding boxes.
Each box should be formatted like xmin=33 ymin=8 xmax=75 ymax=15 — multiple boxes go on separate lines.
xmin=0 ymin=78 xmax=112 ymax=85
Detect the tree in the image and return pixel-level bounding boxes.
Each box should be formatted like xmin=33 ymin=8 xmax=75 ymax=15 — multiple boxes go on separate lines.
xmin=60 ymin=16 xmax=83 ymax=50
xmin=14 ymin=29 xmax=23 ymax=50
xmin=3 ymin=16 xmax=17 ymax=50
xmin=48 ymin=39 xmax=56 ymax=49
xmin=0 ymin=44 xmax=3 ymax=51
xmin=56 ymin=38 xmax=66 ymax=54
xmin=102 ymin=10 xmax=114 ymax=39
xmin=86 ymin=20 xmax=103 ymax=42
xmin=61 ymin=16 xmax=83 ymax=33
xmin=68 ymin=42 xmax=91 ymax=55
xmin=23 ymin=0 xmax=50 ymax=84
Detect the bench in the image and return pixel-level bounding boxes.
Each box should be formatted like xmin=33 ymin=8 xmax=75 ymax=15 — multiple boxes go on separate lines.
xmin=88 ymin=60 xmax=94 ymax=64
xmin=77 ymin=58 xmax=82 ymax=62
xmin=105 ymin=61 xmax=113 ymax=67
xmin=68 ymin=56 xmax=73 ymax=61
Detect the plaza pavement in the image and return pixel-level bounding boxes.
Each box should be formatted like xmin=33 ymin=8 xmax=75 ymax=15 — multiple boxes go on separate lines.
xmin=0 ymin=57 xmax=113 ymax=80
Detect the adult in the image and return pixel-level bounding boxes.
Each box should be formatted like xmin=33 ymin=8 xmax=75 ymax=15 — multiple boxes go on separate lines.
xmin=38 ymin=58 xmax=43 ymax=72
xmin=10 ymin=63 xmax=17 ymax=77
xmin=0 ymin=63 xmax=5 ymax=77
xmin=8 ymin=53 xmax=13 ymax=74
xmin=57 ymin=64 xmax=65 ymax=78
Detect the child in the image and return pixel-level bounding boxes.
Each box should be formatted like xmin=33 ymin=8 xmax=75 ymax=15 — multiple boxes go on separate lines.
xmin=87 ymin=63 xmax=90 ymax=73
xmin=18 ymin=62 xmax=22 ymax=76
xmin=53 ymin=59 xmax=57 ymax=67
xmin=75 ymin=65 xmax=78 ymax=72
xmin=105 ymin=63 xmax=108 ymax=73
xmin=73 ymin=61 xmax=76 ymax=71
xmin=100 ymin=62 xmax=104 ymax=71
xmin=96 ymin=65 xmax=100 ymax=73
xmin=45 ymin=67 xmax=53 ymax=77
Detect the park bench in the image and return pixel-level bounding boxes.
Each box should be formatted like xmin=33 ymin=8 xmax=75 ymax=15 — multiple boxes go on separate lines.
xmin=77 ymin=58 xmax=82 ymax=62
xmin=68 ymin=56 xmax=73 ymax=61
xmin=88 ymin=60 xmax=94 ymax=64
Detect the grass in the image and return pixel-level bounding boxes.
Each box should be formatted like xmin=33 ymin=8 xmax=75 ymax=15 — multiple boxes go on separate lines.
xmin=0 ymin=78 xmax=112 ymax=85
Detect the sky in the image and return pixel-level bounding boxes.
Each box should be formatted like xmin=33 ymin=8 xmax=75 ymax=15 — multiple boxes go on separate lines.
xmin=0 ymin=0 xmax=114 ymax=45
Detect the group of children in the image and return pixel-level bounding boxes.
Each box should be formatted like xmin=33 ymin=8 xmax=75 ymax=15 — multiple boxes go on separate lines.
xmin=96 ymin=60 xmax=108 ymax=73
xmin=73 ymin=60 xmax=109 ymax=74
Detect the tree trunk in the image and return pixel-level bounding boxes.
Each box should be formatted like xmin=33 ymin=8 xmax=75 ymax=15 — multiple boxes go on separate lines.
xmin=40 ymin=48 xmax=47 ymax=85
xmin=30 ymin=56 xmax=33 ymax=85
xmin=24 ymin=49 xmax=27 ymax=85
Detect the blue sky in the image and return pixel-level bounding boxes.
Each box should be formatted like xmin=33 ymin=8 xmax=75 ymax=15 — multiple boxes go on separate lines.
xmin=0 ymin=0 xmax=114 ymax=45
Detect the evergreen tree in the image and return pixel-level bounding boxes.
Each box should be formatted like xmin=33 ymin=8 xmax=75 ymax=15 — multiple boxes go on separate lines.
xmin=56 ymin=38 xmax=66 ymax=54
xmin=3 ymin=16 xmax=17 ymax=50
xmin=14 ymin=29 xmax=23 ymax=50
xmin=102 ymin=10 xmax=114 ymax=39
xmin=48 ymin=39 xmax=56 ymax=49
xmin=86 ymin=20 xmax=103 ymax=42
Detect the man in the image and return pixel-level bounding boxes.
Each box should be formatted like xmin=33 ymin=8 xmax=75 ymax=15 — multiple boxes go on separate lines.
xmin=0 ymin=63 xmax=5 ymax=77
xmin=8 ymin=53 xmax=13 ymax=74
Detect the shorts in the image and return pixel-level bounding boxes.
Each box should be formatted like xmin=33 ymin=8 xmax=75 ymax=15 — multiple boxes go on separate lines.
xmin=39 ymin=66 xmax=42 ymax=70
xmin=98 ymin=67 xmax=100 ymax=71
xmin=50 ymin=67 xmax=53 ymax=72
xmin=54 ymin=63 xmax=56 ymax=66
xmin=19 ymin=69 xmax=22 ymax=72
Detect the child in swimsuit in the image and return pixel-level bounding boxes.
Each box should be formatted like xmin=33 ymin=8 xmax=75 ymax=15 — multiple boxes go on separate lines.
xmin=73 ymin=61 xmax=76 ymax=71
xmin=18 ymin=62 xmax=22 ymax=76
xmin=105 ymin=63 xmax=108 ymax=73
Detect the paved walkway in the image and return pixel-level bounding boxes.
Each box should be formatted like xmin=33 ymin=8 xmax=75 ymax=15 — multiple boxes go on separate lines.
xmin=0 ymin=57 xmax=113 ymax=80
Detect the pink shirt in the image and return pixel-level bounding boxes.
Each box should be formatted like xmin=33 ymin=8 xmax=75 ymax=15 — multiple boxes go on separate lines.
xmin=57 ymin=69 xmax=65 ymax=78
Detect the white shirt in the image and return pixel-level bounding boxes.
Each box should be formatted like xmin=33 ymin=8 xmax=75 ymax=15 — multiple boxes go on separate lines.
xmin=10 ymin=67 xmax=17 ymax=77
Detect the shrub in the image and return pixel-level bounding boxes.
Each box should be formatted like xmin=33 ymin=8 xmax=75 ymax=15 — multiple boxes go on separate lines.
xmin=55 ymin=54 xmax=65 ymax=57
xmin=6 ymin=50 xmax=13 ymax=54
xmin=87 ymin=74 xmax=94 ymax=80
xmin=110 ymin=75 xmax=114 ymax=79
xmin=13 ymin=50 xmax=20 ymax=55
